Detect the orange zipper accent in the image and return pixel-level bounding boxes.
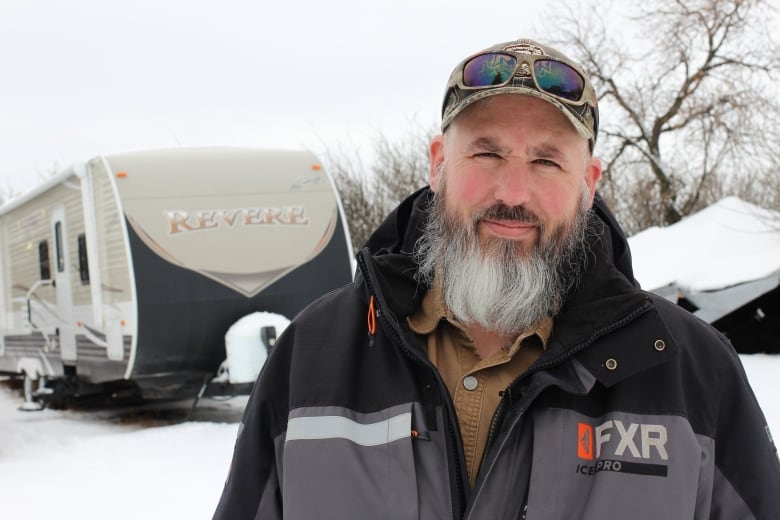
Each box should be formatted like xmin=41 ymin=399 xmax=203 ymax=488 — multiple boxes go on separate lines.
xmin=367 ymin=295 xmax=377 ymax=336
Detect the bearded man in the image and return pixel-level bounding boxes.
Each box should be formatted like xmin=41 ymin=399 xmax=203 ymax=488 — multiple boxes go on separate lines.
xmin=213 ymin=39 xmax=780 ymax=520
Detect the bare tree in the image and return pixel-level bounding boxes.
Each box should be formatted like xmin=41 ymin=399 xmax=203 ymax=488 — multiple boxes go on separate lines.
xmin=550 ymin=0 xmax=780 ymax=233
xmin=324 ymin=123 xmax=434 ymax=251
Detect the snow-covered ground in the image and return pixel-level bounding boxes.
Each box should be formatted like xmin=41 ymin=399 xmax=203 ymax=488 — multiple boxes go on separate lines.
xmin=0 ymin=386 xmax=247 ymax=519
xmin=0 ymin=311 xmax=292 ymax=519
xmin=0 ymin=354 xmax=778 ymax=519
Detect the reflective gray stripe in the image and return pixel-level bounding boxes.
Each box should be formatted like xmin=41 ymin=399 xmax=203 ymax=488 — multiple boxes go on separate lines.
xmin=285 ymin=412 xmax=411 ymax=446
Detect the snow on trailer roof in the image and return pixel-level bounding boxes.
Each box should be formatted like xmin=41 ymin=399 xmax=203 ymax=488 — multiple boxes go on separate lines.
xmin=628 ymin=197 xmax=780 ymax=294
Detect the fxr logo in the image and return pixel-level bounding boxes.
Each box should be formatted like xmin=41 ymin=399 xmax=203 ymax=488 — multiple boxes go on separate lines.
xmin=577 ymin=420 xmax=669 ymax=461
xmin=578 ymin=423 xmax=595 ymax=460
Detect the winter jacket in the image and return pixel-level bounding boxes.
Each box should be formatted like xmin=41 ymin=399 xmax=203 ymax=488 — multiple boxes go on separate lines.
xmin=213 ymin=187 xmax=780 ymax=520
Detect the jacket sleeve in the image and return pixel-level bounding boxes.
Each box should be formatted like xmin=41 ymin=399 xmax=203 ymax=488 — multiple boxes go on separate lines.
xmin=212 ymin=325 xmax=295 ymax=520
xmin=709 ymin=337 xmax=780 ymax=519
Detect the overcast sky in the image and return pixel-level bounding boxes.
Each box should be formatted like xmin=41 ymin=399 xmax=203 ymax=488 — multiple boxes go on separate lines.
xmin=0 ymin=0 xmax=559 ymax=194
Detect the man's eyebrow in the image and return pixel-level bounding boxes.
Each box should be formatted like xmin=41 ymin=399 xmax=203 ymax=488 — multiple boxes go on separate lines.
xmin=467 ymin=137 xmax=508 ymax=153
xmin=531 ymin=143 xmax=565 ymax=160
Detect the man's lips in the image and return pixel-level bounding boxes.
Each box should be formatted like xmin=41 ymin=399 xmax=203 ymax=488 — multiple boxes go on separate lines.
xmin=481 ymin=218 xmax=538 ymax=239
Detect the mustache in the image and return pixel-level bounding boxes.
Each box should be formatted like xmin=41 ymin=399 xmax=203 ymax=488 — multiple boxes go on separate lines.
xmin=473 ymin=204 xmax=542 ymax=226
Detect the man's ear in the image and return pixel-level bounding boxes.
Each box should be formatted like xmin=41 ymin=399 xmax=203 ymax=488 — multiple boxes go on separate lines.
xmin=584 ymin=156 xmax=602 ymax=206
xmin=429 ymin=134 xmax=446 ymax=192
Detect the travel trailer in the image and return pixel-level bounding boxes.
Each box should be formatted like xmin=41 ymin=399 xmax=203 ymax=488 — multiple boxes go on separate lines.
xmin=0 ymin=148 xmax=354 ymax=406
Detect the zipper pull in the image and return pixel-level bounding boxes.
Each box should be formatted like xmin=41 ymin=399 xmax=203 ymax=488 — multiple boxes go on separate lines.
xmin=367 ymin=295 xmax=377 ymax=347
xmin=411 ymin=430 xmax=431 ymax=441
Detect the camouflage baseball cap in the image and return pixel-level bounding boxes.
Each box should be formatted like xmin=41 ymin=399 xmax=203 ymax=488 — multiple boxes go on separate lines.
xmin=441 ymin=38 xmax=599 ymax=149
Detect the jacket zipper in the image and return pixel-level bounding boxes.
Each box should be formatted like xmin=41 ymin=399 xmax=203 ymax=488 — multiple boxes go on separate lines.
xmin=357 ymin=250 xmax=468 ymax=520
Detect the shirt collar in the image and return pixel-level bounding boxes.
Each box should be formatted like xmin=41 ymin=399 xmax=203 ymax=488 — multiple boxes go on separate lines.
xmin=408 ymin=275 xmax=553 ymax=349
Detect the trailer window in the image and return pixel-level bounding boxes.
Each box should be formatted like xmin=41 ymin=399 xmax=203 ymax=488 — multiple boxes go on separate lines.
xmin=38 ymin=240 xmax=51 ymax=280
xmin=77 ymin=233 xmax=90 ymax=284
xmin=54 ymin=221 xmax=65 ymax=273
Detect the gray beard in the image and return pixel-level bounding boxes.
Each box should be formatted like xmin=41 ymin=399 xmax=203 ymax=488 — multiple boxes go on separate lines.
xmin=414 ymin=187 xmax=591 ymax=336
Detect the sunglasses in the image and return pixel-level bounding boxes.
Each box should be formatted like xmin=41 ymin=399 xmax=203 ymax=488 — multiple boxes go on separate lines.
xmin=458 ymin=51 xmax=590 ymax=106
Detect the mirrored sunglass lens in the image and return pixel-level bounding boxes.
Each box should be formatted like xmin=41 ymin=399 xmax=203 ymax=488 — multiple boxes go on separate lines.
xmin=534 ymin=59 xmax=584 ymax=101
xmin=463 ymin=53 xmax=517 ymax=87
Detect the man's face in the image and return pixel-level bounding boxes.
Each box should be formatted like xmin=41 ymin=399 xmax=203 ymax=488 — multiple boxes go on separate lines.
xmin=429 ymin=94 xmax=601 ymax=255
xmin=416 ymin=94 xmax=602 ymax=335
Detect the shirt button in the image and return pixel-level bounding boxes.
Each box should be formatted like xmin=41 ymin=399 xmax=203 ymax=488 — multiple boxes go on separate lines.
xmin=463 ymin=376 xmax=478 ymax=391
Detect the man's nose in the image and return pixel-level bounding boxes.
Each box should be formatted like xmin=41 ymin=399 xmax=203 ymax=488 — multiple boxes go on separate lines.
xmin=493 ymin=163 xmax=532 ymax=208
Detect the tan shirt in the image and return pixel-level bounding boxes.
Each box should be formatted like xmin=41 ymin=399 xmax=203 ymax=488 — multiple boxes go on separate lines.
xmin=408 ymin=283 xmax=552 ymax=487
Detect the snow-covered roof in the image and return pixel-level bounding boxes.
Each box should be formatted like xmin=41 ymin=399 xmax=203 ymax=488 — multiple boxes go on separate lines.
xmin=628 ymin=197 xmax=780 ymax=293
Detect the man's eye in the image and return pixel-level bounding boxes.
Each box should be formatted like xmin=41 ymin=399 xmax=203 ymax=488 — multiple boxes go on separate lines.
xmin=474 ymin=152 xmax=502 ymax=159
xmin=534 ymin=158 xmax=560 ymax=168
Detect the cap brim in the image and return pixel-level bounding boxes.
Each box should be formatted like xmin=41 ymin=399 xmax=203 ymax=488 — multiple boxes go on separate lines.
xmin=442 ymin=87 xmax=594 ymax=142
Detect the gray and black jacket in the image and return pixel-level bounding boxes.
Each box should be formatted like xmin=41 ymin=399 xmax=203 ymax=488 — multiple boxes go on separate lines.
xmin=213 ymin=188 xmax=780 ymax=519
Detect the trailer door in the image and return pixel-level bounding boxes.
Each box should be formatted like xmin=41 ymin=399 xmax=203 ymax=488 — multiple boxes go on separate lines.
xmin=52 ymin=206 xmax=77 ymax=362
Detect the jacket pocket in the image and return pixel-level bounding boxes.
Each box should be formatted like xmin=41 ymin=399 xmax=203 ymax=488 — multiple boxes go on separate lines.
xmin=281 ymin=403 xmax=419 ymax=520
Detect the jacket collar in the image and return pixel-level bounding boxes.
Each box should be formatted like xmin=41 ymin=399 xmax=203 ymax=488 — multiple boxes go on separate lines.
xmin=360 ymin=188 xmax=655 ymax=365
xmin=572 ymin=301 xmax=679 ymax=388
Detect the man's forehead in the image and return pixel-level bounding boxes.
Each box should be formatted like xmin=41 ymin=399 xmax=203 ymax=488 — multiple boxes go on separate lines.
xmin=445 ymin=96 xmax=591 ymax=156
xmin=451 ymin=125 xmax=584 ymax=153
xmin=464 ymin=135 xmax=567 ymax=157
